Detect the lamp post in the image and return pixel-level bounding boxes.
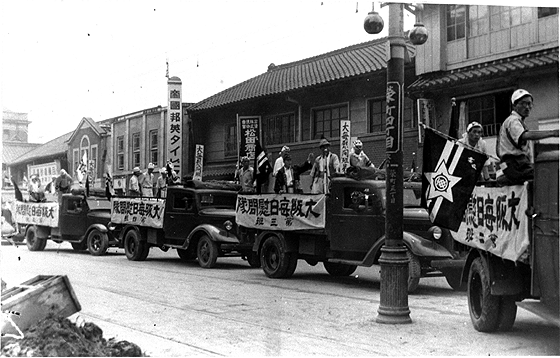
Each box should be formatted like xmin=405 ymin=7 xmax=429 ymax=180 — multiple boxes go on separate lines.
xmin=364 ymin=2 xmax=427 ymax=324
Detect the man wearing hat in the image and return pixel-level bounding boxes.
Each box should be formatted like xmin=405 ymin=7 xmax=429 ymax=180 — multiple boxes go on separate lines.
xmin=349 ymin=139 xmax=374 ymax=168
xmin=496 ymin=89 xmax=559 ymax=185
xmin=140 ymin=163 xmax=156 ymax=197
xmin=156 ymin=167 xmax=168 ymax=198
xmin=129 ymin=167 xmax=142 ymax=197
xmin=310 ymin=138 xmax=340 ymax=194
xmin=235 ymin=156 xmax=255 ymax=193
xmin=458 ymin=122 xmax=491 ymax=181
xmin=274 ymin=152 xmax=314 ymax=194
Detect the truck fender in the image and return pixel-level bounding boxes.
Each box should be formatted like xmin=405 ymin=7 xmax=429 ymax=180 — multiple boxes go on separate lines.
xmin=119 ymin=225 xmax=144 ymax=243
xmin=86 ymin=223 xmax=108 ymax=234
xmin=254 ymin=231 xmax=298 ymax=256
xmin=185 ymin=224 xmax=239 ymax=249
xmin=369 ymin=232 xmax=453 ymax=265
xmin=464 ymin=249 xmax=526 ymax=296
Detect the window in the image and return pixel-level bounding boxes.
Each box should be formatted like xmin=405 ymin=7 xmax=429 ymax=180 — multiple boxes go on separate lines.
xmin=224 ymin=123 xmax=237 ymax=157
xmin=489 ymin=6 xmax=531 ymax=31
xmin=149 ymin=130 xmax=158 ymax=165
xmin=132 ymin=132 xmax=140 ymax=168
xmin=73 ymin=149 xmax=79 ymax=175
xmin=447 ymin=5 xmax=466 ymax=41
xmin=454 ymin=91 xmax=511 ymax=137
xmin=469 ymin=5 xmax=489 ymax=37
xmin=313 ymin=104 xmax=347 ymax=139
xmin=538 ymin=7 xmax=558 ymax=18
xmin=117 ymin=136 xmax=124 ymax=170
xmin=263 ymin=113 xmax=297 ymax=145
xmin=90 ymin=145 xmax=98 ymax=179
xmin=368 ymin=97 xmax=417 ymax=133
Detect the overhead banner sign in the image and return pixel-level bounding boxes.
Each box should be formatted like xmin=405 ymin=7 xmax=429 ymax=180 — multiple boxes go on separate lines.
xmin=451 ymin=184 xmax=530 ymax=262
xmin=193 ymin=144 xmax=204 ymax=181
xmin=237 ymin=116 xmax=261 ymax=163
xmin=111 ymin=197 xmax=166 ymax=229
xmin=339 ymin=120 xmax=351 ymax=174
xmin=167 ymin=77 xmax=182 ymax=177
xmin=236 ymin=194 xmax=326 ymax=230
xmin=14 ymin=201 xmax=59 ymax=227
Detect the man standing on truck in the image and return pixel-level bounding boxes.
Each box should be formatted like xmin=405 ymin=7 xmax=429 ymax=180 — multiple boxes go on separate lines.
xmin=496 ymin=89 xmax=559 ymax=185
xmin=235 ymin=156 xmax=255 ymax=193
xmin=140 ymin=163 xmax=155 ymax=197
xmin=274 ymin=153 xmax=313 ymax=194
xmin=349 ymin=139 xmax=375 ymax=169
xmin=458 ymin=122 xmax=491 ymax=181
xmin=310 ymin=138 xmax=340 ymax=194
xmin=129 ymin=167 xmax=142 ymax=197
xmin=156 ymin=168 xmax=168 ymax=198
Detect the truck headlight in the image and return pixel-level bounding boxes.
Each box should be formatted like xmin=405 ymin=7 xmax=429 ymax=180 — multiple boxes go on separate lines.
xmin=429 ymin=226 xmax=442 ymax=240
xmin=224 ymin=220 xmax=233 ymax=231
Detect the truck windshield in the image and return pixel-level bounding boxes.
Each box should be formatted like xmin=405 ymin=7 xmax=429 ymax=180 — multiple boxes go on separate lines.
xmin=199 ymin=193 xmax=237 ymax=209
xmin=86 ymin=198 xmax=112 ymax=210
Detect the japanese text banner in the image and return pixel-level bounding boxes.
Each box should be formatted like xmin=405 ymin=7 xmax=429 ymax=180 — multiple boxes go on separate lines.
xmin=111 ymin=198 xmax=166 ymax=229
xmin=14 ymin=201 xmax=59 ymax=227
xmin=451 ymin=184 xmax=529 ymax=262
xmin=236 ymin=194 xmax=326 ymax=230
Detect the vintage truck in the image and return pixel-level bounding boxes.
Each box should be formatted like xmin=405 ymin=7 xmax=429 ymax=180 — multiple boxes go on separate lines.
xmin=452 ymin=144 xmax=559 ymax=332
xmin=236 ymin=176 xmax=468 ymax=292
xmin=109 ymin=180 xmax=258 ymax=268
xmin=12 ymin=188 xmax=117 ymax=256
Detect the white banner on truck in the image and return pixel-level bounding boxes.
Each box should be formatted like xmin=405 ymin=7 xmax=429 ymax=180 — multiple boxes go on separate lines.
xmin=111 ymin=197 xmax=166 ymax=229
xmin=236 ymin=194 xmax=326 ymax=230
xmin=14 ymin=201 xmax=59 ymax=227
xmin=451 ymin=183 xmax=529 ymax=262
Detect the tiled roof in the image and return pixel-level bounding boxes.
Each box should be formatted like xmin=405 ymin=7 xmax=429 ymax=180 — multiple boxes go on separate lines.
xmin=189 ymin=37 xmax=416 ymax=112
xmin=408 ymin=48 xmax=559 ymax=92
xmin=2 ymin=142 xmax=41 ymax=164
xmin=10 ymin=132 xmax=72 ymax=165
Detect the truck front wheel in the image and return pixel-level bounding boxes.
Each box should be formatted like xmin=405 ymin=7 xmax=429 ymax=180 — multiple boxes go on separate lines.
xmin=468 ymin=257 xmax=500 ymax=332
xmin=26 ymin=226 xmax=46 ymax=251
xmin=197 ymin=235 xmax=219 ymax=268
xmin=261 ymin=235 xmax=297 ymax=278
xmin=124 ymin=230 xmax=149 ymax=261
xmin=323 ymin=262 xmax=357 ymax=276
xmin=87 ymin=229 xmax=109 ymax=256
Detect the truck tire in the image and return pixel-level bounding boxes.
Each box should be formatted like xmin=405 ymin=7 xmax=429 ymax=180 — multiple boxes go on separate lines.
xmin=177 ymin=247 xmax=197 ymax=261
xmin=197 ymin=235 xmax=219 ymax=268
xmin=260 ymin=235 xmax=297 ymax=278
xmin=71 ymin=242 xmax=87 ymax=251
xmin=25 ymin=226 xmax=46 ymax=251
xmin=124 ymin=230 xmax=149 ymax=261
xmin=323 ymin=262 xmax=357 ymax=276
xmin=468 ymin=257 xmax=500 ymax=332
xmin=407 ymin=250 xmax=421 ymax=293
xmin=87 ymin=229 xmax=109 ymax=256
xmin=497 ymin=296 xmax=517 ymax=331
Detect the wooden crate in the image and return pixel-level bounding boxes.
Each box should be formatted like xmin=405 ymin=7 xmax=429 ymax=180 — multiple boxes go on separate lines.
xmin=1 ymin=275 xmax=81 ymax=336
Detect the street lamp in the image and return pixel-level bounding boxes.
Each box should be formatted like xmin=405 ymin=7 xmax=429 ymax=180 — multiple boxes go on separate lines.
xmin=364 ymin=2 xmax=427 ymax=324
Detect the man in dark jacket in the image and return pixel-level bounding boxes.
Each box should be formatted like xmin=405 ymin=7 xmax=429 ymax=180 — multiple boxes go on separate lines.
xmin=274 ymin=153 xmax=314 ymax=194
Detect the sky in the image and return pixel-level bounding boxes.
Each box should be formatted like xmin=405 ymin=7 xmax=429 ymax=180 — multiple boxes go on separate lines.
xmin=0 ymin=0 xmax=555 ymax=144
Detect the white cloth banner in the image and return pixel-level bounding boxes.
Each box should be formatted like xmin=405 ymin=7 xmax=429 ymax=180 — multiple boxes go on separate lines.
xmin=236 ymin=194 xmax=326 ymax=231
xmin=111 ymin=197 xmax=166 ymax=229
xmin=14 ymin=201 xmax=59 ymax=227
xmin=451 ymin=184 xmax=529 ymax=262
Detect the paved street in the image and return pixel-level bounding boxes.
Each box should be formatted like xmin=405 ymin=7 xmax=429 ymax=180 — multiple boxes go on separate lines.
xmin=1 ymin=240 xmax=558 ymax=356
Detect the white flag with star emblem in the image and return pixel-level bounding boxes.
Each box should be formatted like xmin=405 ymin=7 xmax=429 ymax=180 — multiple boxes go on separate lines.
xmin=421 ymin=127 xmax=487 ymax=231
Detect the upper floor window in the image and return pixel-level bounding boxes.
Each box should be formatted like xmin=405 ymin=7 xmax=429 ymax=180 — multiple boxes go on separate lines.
xmin=447 ymin=5 xmax=466 ymax=41
xmin=132 ymin=132 xmax=140 ymax=168
xmin=117 ymin=136 xmax=124 ymax=170
xmin=263 ymin=113 xmax=297 ymax=145
xmin=468 ymin=5 xmax=489 ymax=37
xmin=453 ymin=91 xmax=512 ymax=137
xmin=149 ymin=130 xmax=158 ymax=165
xmin=538 ymin=7 xmax=558 ymax=18
xmin=368 ymin=97 xmax=417 ymax=133
xmin=489 ymin=6 xmax=531 ymax=31
xmin=313 ymin=104 xmax=348 ymax=139
xmin=224 ymin=123 xmax=237 ymax=157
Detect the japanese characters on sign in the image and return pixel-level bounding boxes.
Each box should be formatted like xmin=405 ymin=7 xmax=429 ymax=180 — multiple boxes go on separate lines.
xmin=193 ymin=144 xmax=204 ymax=181
xmin=386 ymin=81 xmax=402 ymax=154
xmin=167 ymin=78 xmax=182 ymax=177
xmin=236 ymin=194 xmax=326 ymax=231
xmin=451 ymin=184 xmax=529 ymax=263
xmin=339 ymin=120 xmax=351 ymax=174
xmin=14 ymin=201 xmax=59 ymax=227
xmin=417 ymin=98 xmax=435 ymax=143
xmin=110 ymin=197 xmax=166 ymax=229
xmin=29 ymin=162 xmax=59 ymax=186
xmin=238 ymin=116 xmax=261 ymax=163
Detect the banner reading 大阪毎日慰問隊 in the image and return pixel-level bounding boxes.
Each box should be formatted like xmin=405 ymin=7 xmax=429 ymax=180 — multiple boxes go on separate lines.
xmin=451 ymin=183 xmax=529 ymax=263
xmin=236 ymin=194 xmax=326 ymax=230
xmin=110 ymin=197 xmax=166 ymax=229
xmin=14 ymin=201 xmax=59 ymax=227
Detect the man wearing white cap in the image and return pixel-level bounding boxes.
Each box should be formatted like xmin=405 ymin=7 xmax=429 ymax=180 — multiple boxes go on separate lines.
xmin=129 ymin=167 xmax=142 ymax=197
xmin=349 ymin=139 xmax=374 ymax=168
xmin=140 ymin=163 xmax=156 ymax=197
xmin=458 ymin=122 xmax=490 ymax=181
xmin=496 ymin=89 xmax=559 ymax=184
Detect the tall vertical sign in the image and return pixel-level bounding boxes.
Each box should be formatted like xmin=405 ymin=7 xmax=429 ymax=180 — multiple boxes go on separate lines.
xmin=339 ymin=120 xmax=351 ymax=173
xmin=167 ymin=77 xmax=182 ymax=177
xmin=193 ymin=144 xmax=204 ymax=181
xmin=237 ymin=116 xmax=261 ymax=163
